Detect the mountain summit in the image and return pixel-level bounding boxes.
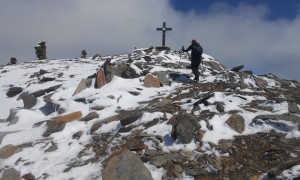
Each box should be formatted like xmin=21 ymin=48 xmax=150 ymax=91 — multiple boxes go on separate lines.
xmin=0 ymin=48 xmax=299 ymax=179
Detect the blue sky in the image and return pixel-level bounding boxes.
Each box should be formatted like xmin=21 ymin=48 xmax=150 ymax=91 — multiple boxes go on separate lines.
xmin=171 ymin=0 xmax=299 ymax=20
xmin=0 ymin=0 xmax=300 ymax=80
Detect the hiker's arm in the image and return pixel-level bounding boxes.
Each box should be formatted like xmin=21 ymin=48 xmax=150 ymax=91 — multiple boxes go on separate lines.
xmin=183 ymin=45 xmax=192 ymax=52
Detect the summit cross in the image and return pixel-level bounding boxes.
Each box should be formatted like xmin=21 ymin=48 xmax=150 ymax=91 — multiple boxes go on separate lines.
xmin=156 ymin=22 xmax=172 ymax=47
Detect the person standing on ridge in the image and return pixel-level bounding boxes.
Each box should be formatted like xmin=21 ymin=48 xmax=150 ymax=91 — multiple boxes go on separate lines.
xmin=182 ymin=39 xmax=203 ymax=82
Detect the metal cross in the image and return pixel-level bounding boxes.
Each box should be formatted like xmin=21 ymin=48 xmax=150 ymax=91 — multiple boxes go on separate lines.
xmin=156 ymin=22 xmax=172 ymax=47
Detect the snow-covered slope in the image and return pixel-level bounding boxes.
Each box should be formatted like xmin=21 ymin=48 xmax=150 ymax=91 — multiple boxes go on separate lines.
xmin=0 ymin=48 xmax=299 ymax=179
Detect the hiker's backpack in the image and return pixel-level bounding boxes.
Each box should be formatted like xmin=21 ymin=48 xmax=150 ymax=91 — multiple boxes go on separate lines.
xmin=193 ymin=45 xmax=203 ymax=56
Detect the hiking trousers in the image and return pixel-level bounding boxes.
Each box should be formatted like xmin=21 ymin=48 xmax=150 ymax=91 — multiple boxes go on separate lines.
xmin=191 ymin=59 xmax=201 ymax=81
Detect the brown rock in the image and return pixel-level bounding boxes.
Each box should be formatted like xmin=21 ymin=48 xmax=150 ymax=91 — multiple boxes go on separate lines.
xmin=250 ymin=175 xmax=260 ymax=180
xmin=43 ymin=121 xmax=66 ymax=137
xmin=22 ymin=172 xmax=35 ymax=180
xmin=0 ymin=144 xmax=20 ymax=159
xmin=0 ymin=168 xmax=20 ymax=180
xmin=121 ymin=136 xmax=148 ymax=151
xmin=95 ymin=68 xmax=106 ymax=88
xmin=144 ymin=73 xmax=160 ymax=88
xmin=43 ymin=111 xmax=82 ymax=137
xmin=90 ymin=122 xmax=103 ymax=134
xmin=79 ymin=111 xmax=99 ymax=122
xmin=197 ymin=130 xmax=206 ymax=142
xmin=52 ymin=111 xmax=82 ymax=123
xmin=225 ymin=114 xmax=245 ymax=133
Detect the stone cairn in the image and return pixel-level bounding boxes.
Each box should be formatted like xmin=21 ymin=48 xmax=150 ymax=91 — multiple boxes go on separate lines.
xmin=35 ymin=41 xmax=47 ymax=60
xmin=81 ymin=49 xmax=87 ymax=59
xmin=8 ymin=57 xmax=17 ymax=65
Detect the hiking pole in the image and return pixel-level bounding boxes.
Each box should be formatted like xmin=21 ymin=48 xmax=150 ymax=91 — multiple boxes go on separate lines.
xmin=177 ymin=50 xmax=181 ymax=73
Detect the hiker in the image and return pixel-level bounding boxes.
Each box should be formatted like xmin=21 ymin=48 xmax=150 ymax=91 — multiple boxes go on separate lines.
xmin=182 ymin=39 xmax=203 ymax=82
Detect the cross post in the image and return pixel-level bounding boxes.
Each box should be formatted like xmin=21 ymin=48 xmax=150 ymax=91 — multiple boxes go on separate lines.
xmin=156 ymin=22 xmax=172 ymax=47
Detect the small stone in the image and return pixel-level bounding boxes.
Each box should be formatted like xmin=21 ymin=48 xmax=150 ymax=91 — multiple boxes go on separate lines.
xmin=107 ymin=95 xmax=115 ymax=99
xmin=180 ymin=150 xmax=193 ymax=158
xmin=197 ymin=130 xmax=206 ymax=142
xmin=44 ymin=142 xmax=58 ymax=152
xmin=80 ymin=111 xmax=99 ymax=122
xmin=72 ymin=131 xmax=83 ymax=140
xmin=120 ymin=113 xmax=143 ymax=126
xmin=40 ymin=69 xmax=49 ymax=75
xmin=90 ymin=122 xmax=103 ymax=134
xmin=91 ymin=105 xmax=105 ymax=111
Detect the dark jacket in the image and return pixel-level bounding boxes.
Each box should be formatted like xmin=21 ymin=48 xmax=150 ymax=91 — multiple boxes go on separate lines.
xmin=183 ymin=44 xmax=203 ymax=61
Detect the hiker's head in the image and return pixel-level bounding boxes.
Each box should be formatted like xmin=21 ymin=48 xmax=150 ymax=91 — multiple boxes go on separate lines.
xmin=191 ymin=39 xmax=198 ymax=45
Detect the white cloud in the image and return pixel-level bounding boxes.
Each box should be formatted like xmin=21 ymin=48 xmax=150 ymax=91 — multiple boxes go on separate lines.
xmin=0 ymin=0 xmax=299 ymax=80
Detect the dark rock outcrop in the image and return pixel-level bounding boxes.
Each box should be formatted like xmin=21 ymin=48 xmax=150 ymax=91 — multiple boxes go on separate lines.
xmin=231 ymin=65 xmax=244 ymax=72
xmin=6 ymin=86 xmax=23 ymax=97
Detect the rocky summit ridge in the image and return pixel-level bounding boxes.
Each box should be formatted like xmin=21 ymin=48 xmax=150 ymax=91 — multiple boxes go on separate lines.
xmin=0 ymin=48 xmax=299 ymax=179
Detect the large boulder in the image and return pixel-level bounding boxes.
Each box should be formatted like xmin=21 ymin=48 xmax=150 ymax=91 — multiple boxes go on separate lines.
xmin=144 ymin=74 xmax=160 ymax=88
xmin=156 ymin=72 xmax=170 ymax=85
xmin=17 ymin=92 xmax=37 ymax=109
xmin=104 ymin=60 xmax=141 ymax=84
xmin=253 ymin=76 xmax=268 ymax=90
xmin=102 ymin=148 xmax=152 ymax=180
xmin=95 ymin=68 xmax=106 ymax=89
xmin=225 ymin=114 xmax=245 ymax=133
xmin=0 ymin=144 xmax=20 ymax=159
xmin=0 ymin=168 xmax=20 ymax=180
xmin=252 ymin=114 xmax=300 ymax=130
xmin=171 ymin=113 xmax=201 ymax=144
xmin=288 ymin=101 xmax=299 ymax=114
xmin=73 ymin=78 xmax=89 ymax=96
xmin=43 ymin=111 xmax=82 ymax=137
xmin=30 ymin=84 xmax=62 ymax=97
xmin=5 ymin=108 xmax=19 ymax=125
